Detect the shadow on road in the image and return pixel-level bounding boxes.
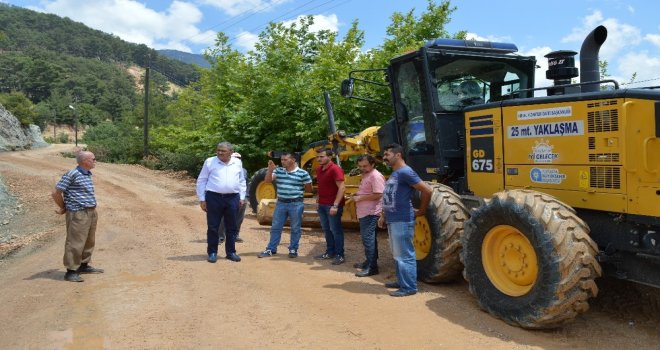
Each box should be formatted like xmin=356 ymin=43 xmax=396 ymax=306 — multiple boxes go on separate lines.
xmin=24 ymin=268 xmax=63 ymax=281
xmin=167 ymin=254 xmax=208 ymax=262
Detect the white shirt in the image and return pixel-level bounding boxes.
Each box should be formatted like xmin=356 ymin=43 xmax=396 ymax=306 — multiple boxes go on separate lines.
xmin=196 ymin=156 xmax=247 ymax=201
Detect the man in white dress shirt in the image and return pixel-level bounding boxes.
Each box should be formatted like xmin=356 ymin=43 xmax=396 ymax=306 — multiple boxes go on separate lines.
xmin=196 ymin=141 xmax=247 ymax=263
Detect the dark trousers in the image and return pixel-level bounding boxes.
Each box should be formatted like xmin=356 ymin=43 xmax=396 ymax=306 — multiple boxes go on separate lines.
xmin=359 ymin=215 xmax=379 ymax=269
xmin=205 ymin=192 xmax=239 ymax=255
xmin=219 ymin=201 xmax=247 ymax=240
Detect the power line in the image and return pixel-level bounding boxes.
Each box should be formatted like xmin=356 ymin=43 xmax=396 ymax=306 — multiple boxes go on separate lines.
xmin=226 ymin=0 xmax=345 ymax=47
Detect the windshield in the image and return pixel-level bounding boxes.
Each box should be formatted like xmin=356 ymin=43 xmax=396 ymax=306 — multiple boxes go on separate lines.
xmin=427 ymin=52 xmax=533 ymax=112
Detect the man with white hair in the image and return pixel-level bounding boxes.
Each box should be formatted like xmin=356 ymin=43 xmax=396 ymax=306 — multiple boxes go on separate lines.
xmin=196 ymin=142 xmax=247 ymax=263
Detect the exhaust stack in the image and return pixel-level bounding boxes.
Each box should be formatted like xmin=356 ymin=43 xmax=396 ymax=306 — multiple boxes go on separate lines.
xmin=579 ymin=25 xmax=608 ymax=93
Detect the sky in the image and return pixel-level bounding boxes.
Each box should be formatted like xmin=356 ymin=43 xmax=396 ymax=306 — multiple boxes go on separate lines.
xmin=2 ymin=0 xmax=659 ymax=88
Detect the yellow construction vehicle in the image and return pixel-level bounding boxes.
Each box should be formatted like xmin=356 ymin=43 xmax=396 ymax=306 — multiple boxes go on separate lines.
xmin=251 ymin=25 xmax=659 ymax=328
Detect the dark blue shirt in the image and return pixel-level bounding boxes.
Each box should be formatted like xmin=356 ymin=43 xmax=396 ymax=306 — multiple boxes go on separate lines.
xmin=55 ymin=166 xmax=96 ymax=211
xmin=382 ymin=166 xmax=422 ymax=223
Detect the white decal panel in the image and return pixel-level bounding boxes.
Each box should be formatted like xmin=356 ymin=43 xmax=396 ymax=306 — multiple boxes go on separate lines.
xmin=530 ymin=168 xmax=566 ymax=184
xmin=508 ymin=120 xmax=584 ymax=139
xmin=517 ymin=106 xmax=572 ymax=120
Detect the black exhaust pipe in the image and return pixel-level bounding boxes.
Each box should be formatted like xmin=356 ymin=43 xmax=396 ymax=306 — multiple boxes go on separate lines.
xmin=580 ymin=25 xmax=608 ymax=93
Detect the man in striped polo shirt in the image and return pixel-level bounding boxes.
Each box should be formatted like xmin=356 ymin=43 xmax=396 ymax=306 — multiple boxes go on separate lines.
xmin=52 ymin=151 xmax=103 ymax=282
xmin=258 ymin=152 xmax=312 ymax=258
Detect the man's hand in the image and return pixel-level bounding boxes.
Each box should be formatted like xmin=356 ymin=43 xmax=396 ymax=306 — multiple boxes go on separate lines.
xmin=329 ymin=206 xmax=338 ymax=216
xmin=414 ymin=208 xmax=426 ymax=217
xmin=55 ymin=207 xmax=66 ymax=215
xmin=200 ymin=201 xmax=207 ymax=212
xmin=377 ymin=215 xmax=385 ymax=229
xmin=267 ymin=159 xmax=276 ymax=172
xmin=240 ymin=199 xmax=246 ymax=207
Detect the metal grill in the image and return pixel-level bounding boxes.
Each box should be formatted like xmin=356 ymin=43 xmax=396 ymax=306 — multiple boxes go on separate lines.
xmin=588 ymin=109 xmax=619 ymax=132
xmin=589 ymin=166 xmax=621 ymax=189
xmin=588 ymin=153 xmax=620 ymax=163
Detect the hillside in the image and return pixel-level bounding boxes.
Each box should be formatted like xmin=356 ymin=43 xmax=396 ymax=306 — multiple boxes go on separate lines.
xmin=0 ymin=3 xmax=197 ymax=129
xmin=0 ymin=3 xmax=200 ymax=86
xmin=158 ymin=49 xmax=211 ymax=69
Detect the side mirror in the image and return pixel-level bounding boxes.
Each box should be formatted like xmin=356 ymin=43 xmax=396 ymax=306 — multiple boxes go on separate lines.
xmin=340 ymin=78 xmax=354 ymax=98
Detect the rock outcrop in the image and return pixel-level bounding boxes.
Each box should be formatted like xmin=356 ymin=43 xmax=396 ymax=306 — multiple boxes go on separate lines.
xmin=0 ymin=103 xmax=48 ymax=151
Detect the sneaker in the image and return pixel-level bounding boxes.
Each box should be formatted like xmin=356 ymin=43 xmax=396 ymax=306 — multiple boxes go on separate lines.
xmin=207 ymin=252 xmax=218 ymax=263
xmin=390 ymin=289 xmax=417 ymax=297
xmin=77 ymin=264 xmax=104 ymax=274
xmin=353 ymin=261 xmax=367 ymax=269
xmin=64 ymin=270 xmax=84 ymax=282
xmin=258 ymin=249 xmax=276 ymax=258
xmin=331 ymin=255 xmax=345 ymax=265
xmin=314 ymin=253 xmax=335 ymax=260
xmin=288 ymin=249 xmax=298 ymax=258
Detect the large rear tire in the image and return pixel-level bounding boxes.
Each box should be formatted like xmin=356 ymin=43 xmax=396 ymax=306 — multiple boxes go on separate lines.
xmin=248 ymin=168 xmax=276 ymax=213
xmin=461 ymin=190 xmax=601 ymax=328
xmin=415 ymin=184 xmax=470 ymax=283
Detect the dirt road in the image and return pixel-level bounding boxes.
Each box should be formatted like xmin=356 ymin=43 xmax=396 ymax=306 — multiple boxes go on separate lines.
xmin=1 ymin=145 xmax=658 ymax=349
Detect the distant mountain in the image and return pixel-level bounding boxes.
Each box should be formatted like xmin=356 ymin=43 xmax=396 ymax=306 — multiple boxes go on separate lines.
xmin=158 ymin=50 xmax=210 ymax=69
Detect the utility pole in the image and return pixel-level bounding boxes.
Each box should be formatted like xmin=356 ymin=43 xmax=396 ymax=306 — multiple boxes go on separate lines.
xmin=143 ymin=60 xmax=150 ymax=157
xmin=68 ymin=105 xmax=78 ymax=147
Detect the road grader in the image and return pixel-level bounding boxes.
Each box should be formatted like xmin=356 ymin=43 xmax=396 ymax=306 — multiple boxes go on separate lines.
xmin=250 ymin=25 xmax=659 ymax=328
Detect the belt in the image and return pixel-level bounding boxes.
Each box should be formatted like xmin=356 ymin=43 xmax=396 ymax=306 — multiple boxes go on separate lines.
xmin=208 ymin=191 xmax=238 ymax=197
xmin=278 ymin=197 xmax=304 ymax=203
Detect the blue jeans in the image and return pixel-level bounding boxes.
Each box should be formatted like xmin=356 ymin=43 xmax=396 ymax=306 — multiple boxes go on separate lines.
xmin=317 ymin=204 xmax=344 ymax=257
xmin=359 ymin=215 xmax=379 ymax=269
xmin=266 ymin=201 xmax=304 ymax=252
xmin=387 ymin=221 xmax=417 ymax=293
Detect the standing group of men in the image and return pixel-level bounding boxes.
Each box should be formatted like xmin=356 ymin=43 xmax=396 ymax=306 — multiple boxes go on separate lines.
xmin=254 ymin=143 xmax=431 ymax=297
xmin=52 ymin=141 xmax=431 ymax=297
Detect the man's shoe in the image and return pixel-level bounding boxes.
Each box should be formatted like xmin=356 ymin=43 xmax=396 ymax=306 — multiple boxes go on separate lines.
xmin=314 ymin=253 xmax=335 ymax=260
xmin=77 ymin=264 xmax=104 ymax=274
xmin=331 ymin=255 xmax=345 ymax=265
xmin=258 ymin=249 xmax=276 ymax=258
xmin=353 ymin=261 xmax=367 ymax=269
xmin=390 ymin=289 xmax=417 ymax=297
xmin=207 ymin=253 xmax=218 ymax=263
xmin=355 ymin=267 xmax=379 ymax=277
xmin=235 ymin=237 xmax=244 ymax=243
xmin=288 ymin=249 xmax=298 ymax=258
xmin=64 ymin=270 xmax=84 ymax=282
xmin=226 ymin=253 xmax=241 ymax=262
xmin=384 ymin=281 xmax=400 ymax=289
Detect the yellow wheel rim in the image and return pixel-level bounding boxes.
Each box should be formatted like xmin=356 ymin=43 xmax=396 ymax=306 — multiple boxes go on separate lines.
xmin=255 ymin=182 xmax=276 ymax=203
xmin=482 ymin=225 xmax=538 ymax=296
xmin=414 ymin=216 xmax=431 ymax=260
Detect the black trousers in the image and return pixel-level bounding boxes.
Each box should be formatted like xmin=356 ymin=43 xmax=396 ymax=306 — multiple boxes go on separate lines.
xmin=205 ymin=192 xmax=239 ymax=255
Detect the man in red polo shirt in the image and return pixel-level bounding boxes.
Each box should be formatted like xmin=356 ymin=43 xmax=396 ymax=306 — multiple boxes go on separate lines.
xmin=313 ymin=148 xmax=347 ymax=265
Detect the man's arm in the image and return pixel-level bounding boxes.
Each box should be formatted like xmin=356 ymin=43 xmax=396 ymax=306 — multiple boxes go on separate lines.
xmin=333 ymin=180 xmax=345 ymax=206
xmin=304 ymin=182 xmax=313 ymax=194
xmin=412 ymin=181 xmax=433 ymax=216
xmin=51 ymin=188 xmax=66 ymax=215
xmin=196 ymin=159 xmax=210 ymax=211
xmin=265 ymin=160 xmax=276 ymax=183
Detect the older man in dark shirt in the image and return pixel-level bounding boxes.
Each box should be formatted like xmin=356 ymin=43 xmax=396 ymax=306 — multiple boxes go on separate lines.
xmin=52 ymin=151 xmax=104 ymax=282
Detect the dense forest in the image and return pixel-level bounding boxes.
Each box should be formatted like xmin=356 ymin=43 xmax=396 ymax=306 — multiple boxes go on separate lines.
xmin=0 ymin=1 xmax=466 ymax=174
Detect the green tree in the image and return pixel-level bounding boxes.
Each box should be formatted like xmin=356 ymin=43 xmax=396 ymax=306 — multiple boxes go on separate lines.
xmin=0 ymin=91 xmax=37 ymax=125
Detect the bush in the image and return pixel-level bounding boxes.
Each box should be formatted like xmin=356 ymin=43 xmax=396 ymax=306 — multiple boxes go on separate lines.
xmin=82 ymin=122 xmax=143 ymax=163
xmin=154 ymin=149 xmax=205 ymax=176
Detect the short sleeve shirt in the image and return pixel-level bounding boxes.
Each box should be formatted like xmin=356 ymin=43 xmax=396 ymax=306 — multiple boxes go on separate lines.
xmin=382 ymin=166 xmax=422 ymax=223
xmin=355 ymin=169 xmax=385 ymax=218
xmin=55 ymin=166 xmax=96 ymax=212
xmin=273 ymin=167 xmax=312 ymax=199
xmin=316 ymin=162 xmax=345 ymax=206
